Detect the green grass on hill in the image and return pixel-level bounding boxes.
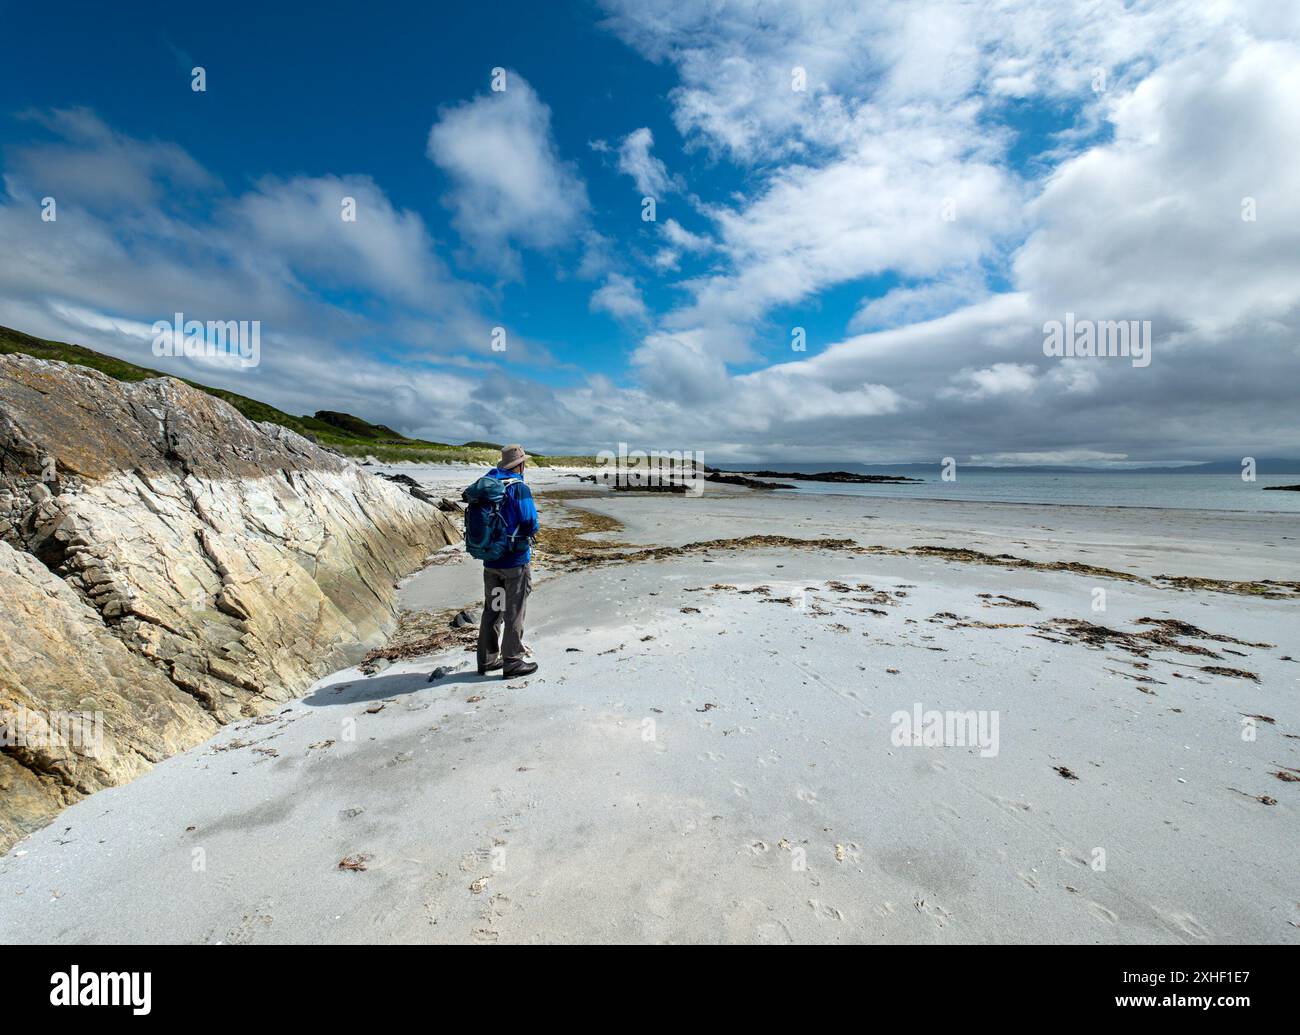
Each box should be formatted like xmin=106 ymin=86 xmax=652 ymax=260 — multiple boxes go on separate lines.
xmin=0 ymin=324 xmax=592 ymax=466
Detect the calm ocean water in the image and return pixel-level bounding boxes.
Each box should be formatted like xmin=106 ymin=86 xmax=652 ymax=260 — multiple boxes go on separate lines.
xmin=713 ymin=467 xmax=1300 ymax=514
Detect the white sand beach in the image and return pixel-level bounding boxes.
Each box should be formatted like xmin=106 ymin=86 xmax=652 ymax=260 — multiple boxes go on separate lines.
xmin=2 ymin=467 xmax=1296 ymax=944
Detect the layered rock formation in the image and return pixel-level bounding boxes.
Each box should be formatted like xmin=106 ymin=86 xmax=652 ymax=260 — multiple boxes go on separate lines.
xmin=0 ymin=355 xmax=459 ymax=851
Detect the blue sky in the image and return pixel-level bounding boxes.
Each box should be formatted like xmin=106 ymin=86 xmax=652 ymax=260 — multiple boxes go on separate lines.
xmin=1 ymin=0 xmax=1297 ymax=463
xmin=0 ymin=0 xmax=693 ymax=382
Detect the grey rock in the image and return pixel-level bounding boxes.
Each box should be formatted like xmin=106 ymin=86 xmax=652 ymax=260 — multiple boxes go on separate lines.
xmin=0 ymin=354 xmax=463 ymax=852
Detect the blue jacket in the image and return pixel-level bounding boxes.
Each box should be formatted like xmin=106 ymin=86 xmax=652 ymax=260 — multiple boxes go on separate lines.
xmin=483 ymin=466 xmax=539 ymax=568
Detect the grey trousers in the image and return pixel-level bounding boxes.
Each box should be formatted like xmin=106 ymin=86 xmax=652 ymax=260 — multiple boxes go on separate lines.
xmin=478 ymin=563 xmax=532 ymax=670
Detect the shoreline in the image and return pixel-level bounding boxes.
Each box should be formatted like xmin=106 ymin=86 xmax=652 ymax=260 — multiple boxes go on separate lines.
xmin=365 ymin=460 xmax=1300 ymax=515
xmin=767 ymin=489 xmax=1300 ymax=517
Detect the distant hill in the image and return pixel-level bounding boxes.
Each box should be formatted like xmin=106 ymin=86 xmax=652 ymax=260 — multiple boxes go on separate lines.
xmin=311 ymin=410 xmax=407 ymax=441
xmin=0 ymin=324 xmax=578 ymax=466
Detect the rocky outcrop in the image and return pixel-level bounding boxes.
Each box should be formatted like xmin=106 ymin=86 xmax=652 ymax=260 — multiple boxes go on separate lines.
xmin=717 ymin=468 xmax=923 ymax=484
xmin=0 ymin=355 xmax=459 ymax=852
xmin=0 ymin=539 xmax=219 ymax=850
xmin=377 ymin=471 xmax=440 ymax=505
xmin=704 ymin=471 xmax=795 ymax=490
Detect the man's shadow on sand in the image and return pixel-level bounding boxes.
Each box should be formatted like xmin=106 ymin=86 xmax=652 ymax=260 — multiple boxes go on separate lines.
xmin=302 ymin=665 xmax=502 ymax=707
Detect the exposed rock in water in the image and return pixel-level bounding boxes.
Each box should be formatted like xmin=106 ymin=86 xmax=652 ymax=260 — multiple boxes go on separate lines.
xmin=704 ymin=471 xmax=795 ymax=490
xmin=377 ymin=471 xmax=439 ymax=505
xmin=1262 ymin=484 xmax=1300 ymax=491
xmin=612 ymin=481 xmax=690 ymax=493
xmin=711 ymin=467 xmax=923 ymax=484
xmin=0 ymin=354 xmax=459 ymax=852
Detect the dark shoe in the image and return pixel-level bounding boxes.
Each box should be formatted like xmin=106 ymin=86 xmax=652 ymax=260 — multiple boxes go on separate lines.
xmin=477 ymin=660 xmax=503 ymax=675
xmin=502 ymin=661 xmax=538 ymax=678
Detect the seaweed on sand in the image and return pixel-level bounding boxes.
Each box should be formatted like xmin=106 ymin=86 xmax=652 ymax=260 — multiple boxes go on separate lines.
xmin=363 ymin=607 xmax=477 ymax=664
xmin=862 ymin=544 xmax=1300 ymax=599
xmin=1199 ymin=666 xmax=1261 ymax=682
xmin=1134 ymin=617 xmax=1273 ymax=648
xmin=531 ymin=494 xmax=1299 ymax=599
xmin=1039 ymin=618 xmax=1264 ymax=681
xmin=1041 ymin=618 xmax=1223 ymax=658
xmin=533 ymin=500 xmax=626 ymax=558
xmin=1153 ymin=574 xmax=1300 ymax=598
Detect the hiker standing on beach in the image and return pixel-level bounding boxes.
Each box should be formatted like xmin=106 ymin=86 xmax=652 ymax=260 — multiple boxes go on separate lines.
xmin=464 ymin=444 xmax=539 ymax=678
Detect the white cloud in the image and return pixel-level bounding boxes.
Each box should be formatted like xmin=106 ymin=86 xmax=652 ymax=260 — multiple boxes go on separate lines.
xmin=648 ymin=217 xmax=713 ymax=274
xmin=970 ymin=450 xmax=1129 ymax=466
xmin=4 ymin=5 xmax=1300 ymax=466
xmin=0 ymin=109 xmax=539 ymax=422
xmin=657 ymin=124 xmax=1024 ymax=361
xmin=8 ymin=107 xmax=217 ymax=210
xmin=1015 ymin=39 xmax=1300 ymax=334
xmin=590 ymin=273 xmax=649 ymax=323
xmin=1046 ymin=363 xmax=1100 ymax=396
xmin=567 ymin=0 xmax=1300 ymax=462
xmin=616 ymin=127 xmax=678 ymax=197
xmin=630 ymin=329 xmax=728 ymax=404
xmin=231 ymin=174 xmax=476 ymax=313
xmin=599 ymin=0 xmax=1288 ymax=361
xmin=427 ymin=74 xmax=589 ymax=277
xmin=940 ymin=363 xmax=1039 ymax=401
xmin=660 ymin=218 xmax=710 ymax=253
xmin=598 ymin=0 xmax=1246 ymax=161
xmin=850 ymin=272 xmax=987 ymax=332
xmin=650 ymin=248 xmax=681 ymax=272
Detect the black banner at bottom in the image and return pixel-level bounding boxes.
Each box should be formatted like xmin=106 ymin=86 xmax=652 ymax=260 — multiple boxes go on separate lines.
xmin=0 ymin=943 xmax=1291 ymax=1020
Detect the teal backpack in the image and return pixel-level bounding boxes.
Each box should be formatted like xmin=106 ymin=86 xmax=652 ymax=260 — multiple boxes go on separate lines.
xmin=462 ymin=475 xmax=523 ymax=562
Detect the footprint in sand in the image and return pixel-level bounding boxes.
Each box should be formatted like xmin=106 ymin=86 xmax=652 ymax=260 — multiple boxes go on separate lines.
xmin=731 ymin=780 xmax=750 ymax=798
xmin=1056 ymin=847 xmax=1090 ymax=869
xmin=796 ymin=786 xmax=820 ymax=806
xmin=225 ymin=903 xmax=274 ymax=944
xmin=1086 ymin=901 xmax=1118 ymax=925
xmin=808 ymin=899 xmax=845 ymax=922
xmin=914 ymin=896 xmax=952 ymax=927
xmin=1156 ymin=910 xmax=1209 ymax=941
xmin=987 ymin=793 xmax=1034 ymax=815
xmin=470 ymin=892 xmax=512 ymax=943
xmin=755 ymin=919 xmax=793 ymax=944
xmin=459 ymin=846 xmax=491 ymax=872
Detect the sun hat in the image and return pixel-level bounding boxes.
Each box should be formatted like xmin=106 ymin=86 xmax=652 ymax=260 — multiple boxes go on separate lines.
xmin=498 ymin=444 xmax=529 ymax=471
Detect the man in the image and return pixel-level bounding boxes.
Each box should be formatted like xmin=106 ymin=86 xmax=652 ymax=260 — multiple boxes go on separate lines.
xmin=477 ymin=444 xmax=539 ymax=678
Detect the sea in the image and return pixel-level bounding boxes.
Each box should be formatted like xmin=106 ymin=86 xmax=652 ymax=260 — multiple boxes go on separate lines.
xmin=709 ymin=465 xmax=1300 ymax=514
